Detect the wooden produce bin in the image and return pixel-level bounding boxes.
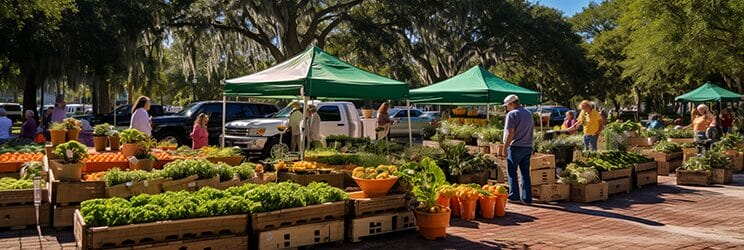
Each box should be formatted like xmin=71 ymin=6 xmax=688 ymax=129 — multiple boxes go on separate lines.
xmin=570 ymin=182 xmax=608 ymax=203
xmin=633 ymin=162 xmax=658 ymax=173
xmin=105 ymin=179 xmax=166 ymax=198
xmin=682 ymin=148 xmax=697 ymax=163
xmin=667 ymin=138 xmax=694 ymax=144
xmin=422 ymin=140 xmax=440 ymax=149
xmin=250 ymin=201 xmax=347 ymax=232
xmin=49 ymin=168 xmax=106 ymax=228
xmin=658 ymin=160 xmax=682 ymax=176
xmin=599 ymin=168 xmax=632 ymax=181
xmin=643 ymin=151 xmax=683 ymax=162
xmin=606 ymin=177 xmax=631 ymax=195
xmin=74 ymin=210 xmax=248 ymax=249
xmin=711 ymin=168 xmax=733 ymax=184
xmin=278 ymin=172 xmax=344 ymax=188
xmin=625 ymin=137 xmax=655 ymax=147
xmin=530 ymin=168 xmax=556 ymax=186
xmin=348 ymin=192 xmax=407 ymax=218
xmin=635 ymin=170 xmax=658 ymax=188
xmin=347 ymin=210 xmax=416 ymax=243
xmin=676 ymin=170 xmax=711 ymax=186
xmin=490 ymin=143 xmax=506 ymax=157
xmin=257 ymin=220 xmax=344 ymax=250
xmin=531 ymin=183 xmax=569 ymax=202
xmin=206 ymin=156 xmax=245 ymax=166
xmin=0 ymin=204 xmax=51 ymax=229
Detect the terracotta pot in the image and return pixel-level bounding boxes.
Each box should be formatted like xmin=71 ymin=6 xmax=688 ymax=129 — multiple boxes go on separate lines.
xmin=362 ymin=109 xmax=373 ymax=119
xmin=50 ymin=130 xmax=67 ymax=146
xmin=495 ymin=194 xmax=508 ymax=217
xmin=414 ymin=208 xmax=451 ymax=240
xmin=458 ymin=197 xmax=478 ymax=221
xmin=352 ymin=176 xmax=399 ymax=197
xmin=450 ymin=197 xmax=460 ymax=216
xmin=93 ymin=136 xmax=108 ymax=152
xmin=436 ymin=195 xmax=451 ymax=209
xmin=479 ymin=196 xmax=497 ymax=219
xmin=67 ymin=128 xmax=81 ymax=142
xmin=56 ymin=161 xmax=82 ymax=182
xmin=120 ymin=143 xmax=140 ymax=158
xmin=130 ymin=159 xmax=154 ymax=171
xmin=109 ymin=136 xmax=120 ymax=151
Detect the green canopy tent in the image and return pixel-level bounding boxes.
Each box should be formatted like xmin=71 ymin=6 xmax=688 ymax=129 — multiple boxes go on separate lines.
xmin=221 ymin=47 xmax=412 ymax=155
xmin=409 ymin=65 xmax=541 ymax=123
xmin=674 ymin=82 xmax=742 ymax=102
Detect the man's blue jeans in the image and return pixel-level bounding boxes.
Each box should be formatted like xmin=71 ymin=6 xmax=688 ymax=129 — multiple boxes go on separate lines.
xmin=507 ymin=146 xmax=532 ymax=203
xmin=584 ymin=135 xmax=598 ymax=151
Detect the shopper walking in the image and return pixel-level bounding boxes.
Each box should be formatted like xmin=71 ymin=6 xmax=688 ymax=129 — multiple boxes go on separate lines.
xmin=306 ymin=105 xmax=322 ymax=149
xmin=568 ymin=100 xmax=604 ymax=151
xmin=130 ymin=96 xmax=152 ymax=136
xmin=376 ymin=102 xmax=394 ymax=140
xmin=501 ymin=95 xmax=534 ymax=204
xmin=190 ymin=113 xmax=209 ymax=149
xmin=288 ymin=101 xmax=303 ymax=152
xmin=51 ymin=95 xmax=67 ymax=123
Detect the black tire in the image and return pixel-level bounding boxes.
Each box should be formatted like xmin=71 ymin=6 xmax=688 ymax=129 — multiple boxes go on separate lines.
xmin=260 ymin=137 xmax=278 ymax=159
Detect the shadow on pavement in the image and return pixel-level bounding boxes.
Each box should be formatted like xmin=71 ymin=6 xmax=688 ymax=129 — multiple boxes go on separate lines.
xmin=532 ymin=202 xmax=664 ymax=226
xmin=470 ymin=212 xmax=537 ymax=227
xmin=314 ymin=229 xmax=515 ymax=250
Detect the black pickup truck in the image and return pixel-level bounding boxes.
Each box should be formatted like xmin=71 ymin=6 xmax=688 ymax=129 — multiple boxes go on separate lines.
xmin=89 ymin=104 xmax=168 ymax=126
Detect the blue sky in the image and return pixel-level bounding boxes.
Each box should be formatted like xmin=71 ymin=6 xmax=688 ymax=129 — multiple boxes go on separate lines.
xmin=530 ymin=0 xmax=593 ymax=17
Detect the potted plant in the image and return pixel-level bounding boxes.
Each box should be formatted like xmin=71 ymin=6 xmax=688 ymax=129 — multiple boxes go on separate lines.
xmin=63 ymin=118 xmax=83 ymax=141
xmin=396 ymin=157 xmax=451 ymax=240
xmin=119 ymin=129 xmax=150 ymax=157
xmin=52 ymin=141 xmax=89 ymax=181
xmin=108 ymin=130 xmax=121 ymax=151
xmin=92 ymin=123 xmax=112 ymax=152
xmin=130 ymin=150 xmax=156 ymax=171
xmin=49 ymin=122 xmax=67 ymax=146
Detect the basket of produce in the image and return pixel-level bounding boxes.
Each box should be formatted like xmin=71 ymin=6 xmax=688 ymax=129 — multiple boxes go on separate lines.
xmin=352 ymin=165 xmax=399 ymax=197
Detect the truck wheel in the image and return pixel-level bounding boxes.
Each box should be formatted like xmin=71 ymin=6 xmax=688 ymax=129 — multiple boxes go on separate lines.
xmin=260 ymin=139 xmax=277 ymax=159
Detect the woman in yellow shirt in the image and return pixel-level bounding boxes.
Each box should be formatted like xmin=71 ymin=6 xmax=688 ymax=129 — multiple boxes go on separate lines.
xmin=567 ymin=100 xmax=604 ymax=151
xmin=682 ymin=104 xmax=715 ymax=143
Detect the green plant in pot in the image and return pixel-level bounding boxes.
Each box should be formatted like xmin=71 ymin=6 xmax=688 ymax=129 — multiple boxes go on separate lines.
xmin=396 ymin=157 xmax=450 ymax=240
xmin=92 ymin=123 xmax=112 ymax=152
xmin=53 ymin=141 xmax=89 ymax=181
xmin=119 ymin=129 xmax=150 ymax=158
xmin=108 ymin=130 xmax=121 ymax=151
xmin=63 ymin=118 xmax=83 ymax=141
xmin=130 ymin=149 xmax=156 ymax=171
xmin=49 ymin=122 xmax=67 ymax=146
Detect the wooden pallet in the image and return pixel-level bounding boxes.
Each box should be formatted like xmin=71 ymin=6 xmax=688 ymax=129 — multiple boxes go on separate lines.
xmin=633 ymin=162 xmax=658 ymax=173
xmin=0 ymin=204 xmax=50 ymax=229
xmin=600 ymin=168 xmax=632 ymax=181
xmin=606 ymin=177 xmax=631 ymax=195
xmin=53 ymin=205 xmax=79 ymax=228
xmin=277 ymin=172 xmax=344 ymax=189
xmin=348 ymin=192 xmax=407 ymax=218
xmin=711 ymin=168 xmax=733 ymax=184
xmin=347 ymin=210 xmax=416 ymax=243
xmin=676 ymin=170 xmax=711 ymax=186
xmin=0 ymin=188 xmax=49 ymax=206
xmin=74 ymin=210 xmax=248 ymax=250
xmin=570 ymin=182 xmax=608 ymax=203
xmin=251 ymin=201 xmax=347 ymax=232
xmin=531 ymin=183 xmax=569 ymax=202
xmin=643 ymin=151 xmax=683 ymax=162
xmin=635 ymin=170 xmax=657 ymax=188
xmin=257 ymin=220 xmax=344 ymax=250
xmin=108 ymin=235 xmax=248 ymax=250
xmin=530 ymin=168 xmax=556 ymax=186
xmin=658 ymin=160 xmax=682 ymax=176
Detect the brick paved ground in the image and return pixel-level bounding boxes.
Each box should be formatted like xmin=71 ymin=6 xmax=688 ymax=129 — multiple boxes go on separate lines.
xmin=1 ymin=175 xmax=743 ymax=249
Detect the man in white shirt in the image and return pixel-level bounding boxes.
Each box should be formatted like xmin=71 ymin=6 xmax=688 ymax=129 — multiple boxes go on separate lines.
xmin=0 ymin=108 xmax=13 ymax=143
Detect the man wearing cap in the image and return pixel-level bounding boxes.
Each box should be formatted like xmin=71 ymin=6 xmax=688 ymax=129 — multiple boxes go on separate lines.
xmin=501 ymin=94 xmax=534 ymax=204
xmin=51 ymin=95 xmax=67 ymax=123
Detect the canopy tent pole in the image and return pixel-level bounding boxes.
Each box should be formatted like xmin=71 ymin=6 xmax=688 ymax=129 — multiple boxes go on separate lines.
xmin=486 ymin=104 xmax=490 ymax=125
xmin=300 ymin=92 xmax=308 ymax=160
xmin=407 ymin=99 xmax=413 ymax=146
xmin=539 ymin=95 xmax=543 ymax=131
xmin=221 ymin=95 xmax=226 ymax=147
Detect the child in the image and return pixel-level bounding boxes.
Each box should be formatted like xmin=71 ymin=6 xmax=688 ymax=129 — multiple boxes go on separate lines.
xmin=190 ymin=113 xmax=209 ymax=149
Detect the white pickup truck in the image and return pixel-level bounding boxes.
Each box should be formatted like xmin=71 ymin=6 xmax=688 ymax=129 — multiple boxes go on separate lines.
xmin=223 ymin=101 xmax=365 ymax=158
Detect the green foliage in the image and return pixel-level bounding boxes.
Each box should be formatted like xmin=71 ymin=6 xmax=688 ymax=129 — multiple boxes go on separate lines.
xmin=640 ymin=129 xmax=666 ymax=141
xmin=214 ymin=163 xmax=235 ymax=182
xmin=93 ymin=123 xmax=113 ymax=136
xmin=395 ymin=158 xmax=448 ymax=210
xmin=119 ymin=129 xmax=149 ymax=144
xmin=0 ymin=177 xmax=35 ymax=190
xmin=535 ymin=135 xmax=583 ymax=154
xmin=438 ymin=142 xmax=495 ymax=176
xmin=653 ymin=141 xmax=682 ymax=153
xmin=401 ymin=145 xmax=443 ymax=162
xmin=20 ymin=161 xmax=44 ymax=179
xmin=666 ymin=129 xmax=694 ymax=139
xmin=53 ymin=141 xmax=88 ymax=164
xmin=234 ymin=163 xmax=256 ymax=181
xmin=712 ymin=134 xmax=744 ymax=152
xmin=103 ymin=168 xmax=162 ymax=187
xmin=361 ymin=140 xmax=404 ymax=155
xmin=63 ymin=118 xmax=82 ymax=130
xmin=202 ymin=146 xmax=243 ymax=158
xmin=49 ymin=122 xmax=67 ymax=131
xmin=581 ymin=151 xmax=653 ymax=171
xmin=682 ymin=150 xmax=732 ymax=171
xmin=161 ymin=159 xmax=218 ymax=180
xmin=558 ymin=163 xmax=600 ymax=184
xmin=477 ymin=127 xmax=503 ymax=144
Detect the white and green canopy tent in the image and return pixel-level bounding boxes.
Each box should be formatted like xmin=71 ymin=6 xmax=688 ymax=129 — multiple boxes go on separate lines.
xmin=221 ymin=47 xmax=412 ymax=156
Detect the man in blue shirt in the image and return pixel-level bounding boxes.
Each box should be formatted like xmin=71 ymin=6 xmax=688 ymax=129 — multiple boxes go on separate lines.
xmin=501 ymin=95 xmax=534 ymax=204
xmin=647 ymin=114 xmax=664 ymax=130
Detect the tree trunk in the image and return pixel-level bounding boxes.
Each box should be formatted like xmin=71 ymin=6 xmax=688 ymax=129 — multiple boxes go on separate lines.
xmin=23 ymin=73 xmax=37 ymax=116
xmin=98 ymin=79 xmax=111 ymax=113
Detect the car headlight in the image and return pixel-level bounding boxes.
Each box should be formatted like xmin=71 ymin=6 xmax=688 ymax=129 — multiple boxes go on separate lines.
xmin=257 ymin=128 xmax=266 ymax=135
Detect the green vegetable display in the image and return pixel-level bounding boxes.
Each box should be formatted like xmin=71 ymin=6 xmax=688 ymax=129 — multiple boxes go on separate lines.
xmin=640 ymin=129 xmax=666 ymax=141
xmin=681 ymin=150 xmax=732 ymax=171
xmin=49 ymin=122 xmax=67 ymax=131
xmin=20 ymin=161 xmax=44 ymax=179
xmin=234 ymin=163 xmax=256 ymax=180
xmin=161 ymin=159 xmax=218 ymax=180
xmin=395 ymin=157 xmax=449 ymax=210
xmin=93 ymin=123 xmax=113 ymax=137
xmin=63 ymin=118 xmax=82 ymax=130
xmin=581 ymin=151 xmax=653 ymax=171
xmin=53 ymin=141 xmax=89 ymax=163
xmin=558 ymin=163 xmax=600 ymax=184
xmin=653 ymin=141 xmax=682 ymax=153
xmin=103 ymin=168 xmax=163 ymax=187
xmin=215 ymin=163 xmax=235 ymax=182
xmin=80 ymin=182 xmax=348 ymax=227
xmin=438 ymin=142 xmax=495 ymax=176
xmin=119 ymin=129 xmax=150 ymax=144
xmin=201 ymin=146 xmax=243 ymax=158
xmin=712 ymin=134 xmax=744 ymax=152
xmin=666 ymin=129 xmax=694 ymax=138
xmin=0 ymin=144 xmax=45 ymax=153
xmin=0 ymin=177 xmax=35 ymax=190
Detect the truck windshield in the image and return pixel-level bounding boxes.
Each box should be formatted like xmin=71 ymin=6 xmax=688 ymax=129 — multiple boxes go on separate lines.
xmin=177 ymin=103 xmax=198 ymax=116
xmin=272 ymin=106 xmax=294 ymax=118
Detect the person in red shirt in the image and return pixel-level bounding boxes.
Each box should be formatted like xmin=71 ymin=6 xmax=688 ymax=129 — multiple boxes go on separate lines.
xmin=190 ymin=113 xmax=209 ymax=149
xmin=720 ymin=108 xmax=734 ymax=133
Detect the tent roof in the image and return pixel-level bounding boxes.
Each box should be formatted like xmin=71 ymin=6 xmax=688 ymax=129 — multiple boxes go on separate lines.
xmin=675 ymin=82 xmax=742 ymax=102
xmin=408 ymin=66 xmax=541 ymax=105
xmin=224 ymin=47 xmax=408 ymax=100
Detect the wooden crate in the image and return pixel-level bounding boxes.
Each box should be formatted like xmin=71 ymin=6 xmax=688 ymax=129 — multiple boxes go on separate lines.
xmin=490 ymin=143 xmax=506 ymax=157
xmin=733 ymin=152 xmax=744 ymax=172
xmin=643 ymin=151 xmax=683 ymax=162
xmin=105 ymin=179 xmax=166 ymax=198
xmin=625 ymin=137 xmax=654 ymax=147
xmin=251 ymin=201 xmax=346 ymax=232
xmin=348 ymin=192 xmax=407 ymax=218
xmin=0 ymin=162 xmax=23 ymax=173
xmin=160 ymin=175 xmax=220 ymax=192
xmin=257 ymin=220 xmax=344 ymax=250
xmin=531 ymin=183 xmax=569 ymax=202
xmin=74 ymin=210 xmax=248 ymax=250
xmin=633 ymin=162 xmax=658 ymax=173
xmin=676 ymin=170 xmax=711 ymax=186
xmin=606 ymin=177 xmax=631 ymax=195
xmin=347 ymin=210 xmax=416 ymax=243
xmin=206 ymin=156 xmax=245 ymax=166
xmin=83 ymin=161 xmax=128 ymax=173
xmin=53 ymin=205 xmax=78 ymax=228
xmin=682 ymin=148 xmax=697 ymax=163
xmin=50 ymin=170 xmax=106 ymax=205
xmin=0 ymin=188 xmax=49 ymax=206
xmin=658 ymin=160 xmax=682 ymax=176
xmin=635 ymin=170 xmax=657 ymax=188
xmin=452 ymin=171 xmax=488 ymax=185
xmin=569 ymin=182 xmax=608 ymax=203
xmin=0 ymin=204 xmax=50 ymax=229
xmin=530 ymin=153 xmax=556 ymax=170
xmin=422 ymin=140 xmax=439 ymax=149
xmin=711 ymin=168 xmax=733 ymax=184
xmin=465 ymin=145 xmax=490 ymax=155
xmin=600 ymin=168 xmax=632 ymax=181
xmin=278 ymin=172 xmax=344 ymax=189
xmin=530 ymin=168 xmax=556 ymax=186
xmin=668 ymin=138 xmax=694 ymax=144
xmin=107 ymin=235 xmax=248 ymax=250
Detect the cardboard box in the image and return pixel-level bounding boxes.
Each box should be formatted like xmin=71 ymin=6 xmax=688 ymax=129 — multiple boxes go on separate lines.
xmin=570 ymin=182 xmax=608 ymax=203
xmin=606 ymin=177 xmax=631 ymax=195
xmin=347 ymin=211 xmax=416 ymax=242
xmin=257 ymin=220 xmax=344 ymax=249
xmin=531 ymin=183 xmax=569 ymax=202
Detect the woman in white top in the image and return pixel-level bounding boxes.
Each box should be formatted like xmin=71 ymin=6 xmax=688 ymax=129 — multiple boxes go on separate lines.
xmin=0 ymin=108 xmax=12 ymax=143
xmin=130 ymin=96 xmax=152 ymax=136
xmin=306 ymin=105 xmax=321 ymax=148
